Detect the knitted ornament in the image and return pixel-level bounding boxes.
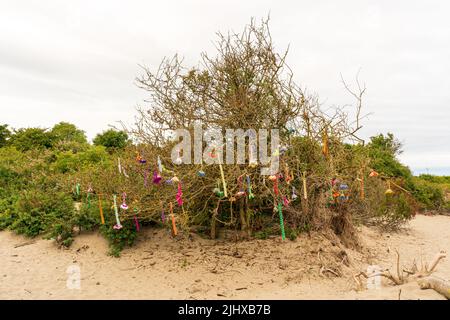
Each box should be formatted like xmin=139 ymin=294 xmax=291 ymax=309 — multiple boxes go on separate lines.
xmin=152 ymin=170 xmax=162 ymax=184
xmin=120 ymin=192 xmax=129 ymax=210
xmin=176 ymin=182 xmax=183 ymax=206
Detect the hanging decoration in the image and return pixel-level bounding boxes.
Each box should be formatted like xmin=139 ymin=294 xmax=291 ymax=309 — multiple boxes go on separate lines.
xmin=133 ymin=208 xmax=140 ymax=232
xmin=169 ymin=202 xmax=178 ymax=236
xmin=117 ymin=157 xmax=129 ymax=177
xmin=98 ymin=194 xmax=105 ymax=225
xmin=272 ymin=149 xmax=280 ymax=157
xmin=157 ymin=156 xmax=163 ymax=172
xmin=246 ymin=175 xmax=255 ymax=200
xmin=273 ymin=175 xmax=279 ymax=196
xmin=174 ymin=157 xmax=183 ymax=165
xmin=136 ymin=151 xmax=147 ymax=164
xmin=359 ymin=173 xmax=365 ymax=200
xmin=74 ymin=182 xmax=81 ymax=197
xmin=249 ymin=143 xmax=258 ymax=168
xmin=113 ymin=195 xmax=122 ymax=230
xmin=218 ymin=163 xmax=228 ymax=198
xmin=120 ymin=192 xmax=129 ymax=210
xmin=235 ymin=175 xmax=246 ymax=198
xmin=197 ymin=170 xmax=206 ymax=177
xmin=301 ymin=171 xmax=308 ymax=200
xmin=339 ymin=183 xmax=349 ymax=201
xmin=284 ymin=164 xmax=292 ymax=184
xmin=322 ymin=126 xmax=329 ymax=157
xmin=369 ymin=170 xmax=379 ymax=177
xmin=327 ymin=178 xmax=339 ymax=207
xmin=118 ymin=158 xmax=122 ymax=174
xmin=277 ymin=202 xmax=286 ymax=241
xmin=282 ymin=196 xmax=290 ymax=207
xmin=385 ymin=181 xmax=394 ymax=195
xmin=213 ymin=179 xmax=224 ymax=198
xmin=176 ymin=182 xmax=183 ymax=206
xmin=291 ymin=187 xmax=298 ymax=201
xmin=152 ymin=170 xmax=162 ymax=185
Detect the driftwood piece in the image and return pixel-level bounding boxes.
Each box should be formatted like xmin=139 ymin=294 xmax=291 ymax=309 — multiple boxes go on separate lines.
xmin=353 ymin=250 xmax=447 ymax=292
xmin=14 ymin=240 xmax=36 ymax=248
xmin=417 ymin=276 xmax=450 ymax=299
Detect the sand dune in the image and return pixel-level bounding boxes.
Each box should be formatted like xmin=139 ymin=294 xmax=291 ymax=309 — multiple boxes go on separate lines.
xmin=0 ymin=214 xmax=448 ymax=300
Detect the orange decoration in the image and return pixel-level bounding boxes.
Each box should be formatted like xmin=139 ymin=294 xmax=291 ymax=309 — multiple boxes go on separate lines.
xmin=169 ymin=202 xmax=178 ymax=236
xmin=369 ymin=170 xmax=379 ymax=177
xmin=98 ymin=194 xmax=105 ymax=225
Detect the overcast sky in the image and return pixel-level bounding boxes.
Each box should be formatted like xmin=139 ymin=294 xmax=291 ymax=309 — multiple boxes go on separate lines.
xmin=0 ymin=1 xmax=449 ymax=174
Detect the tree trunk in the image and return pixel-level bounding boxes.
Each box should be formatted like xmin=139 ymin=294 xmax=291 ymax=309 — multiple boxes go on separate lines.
xmin=239 ymin=198 xmax=247 ymax=231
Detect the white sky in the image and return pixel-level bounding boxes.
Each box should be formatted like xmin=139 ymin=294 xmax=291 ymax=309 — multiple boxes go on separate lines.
xmin=0 ymin=0 xmax=449 ymax=174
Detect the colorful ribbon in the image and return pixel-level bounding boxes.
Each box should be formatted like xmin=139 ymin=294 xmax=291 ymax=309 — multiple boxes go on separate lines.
xmin=113 ymin=195 xmax=122 ymax=230
xmin=176 ymin=182 xmax=183 ymax=206
xmin=170 ymin=202 xmax=177 ymax=236
xmin=322 ymin=126 xmax=329 ymax=157
xmin=302 ymin=171 xmax=308 ymax=200
xmin=278 ymin=202 xmax=286 ymax=241
xmin=133 ymin=208 xmax=140 ymax=232
xmin=273 ymin=175 xmax=279 ymax=196
xmin=157 ymin=156 xmax=163 ymax=173
xmin=98 ymin=194 xmax=105 ymax=225
xmin=219 ymin=163 xmax=228 ymax=198
xmin=120 ymin=192 xmax=129 ymax=210
xmin=282 ymin=196 xmax=290 ymax=207
xmin=291 ymin=187 xmax=298 ymax=201
xmin=246 ymin=175 xmax=255 ymax=200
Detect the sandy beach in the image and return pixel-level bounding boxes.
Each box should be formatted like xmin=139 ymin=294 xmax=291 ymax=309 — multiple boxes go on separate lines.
xmin=0 ymin=214 xmax=448 ymax=300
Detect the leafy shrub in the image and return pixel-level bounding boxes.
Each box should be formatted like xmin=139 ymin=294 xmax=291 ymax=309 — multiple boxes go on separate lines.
xmin=93 ymin=129 xmax=129 ymax=152
xmin=9 ymin=127 xmax=54 ymax=152
xmin=10 ymin=190 xmax=74 ymax=237
xmin=100 ymin=220 xmax=138 ymax=257
xmin=411 ymin=177 xmax=445 ymax=210
xmin=52 ymin=146 xmax=111 ymax=173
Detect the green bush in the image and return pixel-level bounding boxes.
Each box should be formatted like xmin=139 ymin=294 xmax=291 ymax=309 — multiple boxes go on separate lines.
xmin=100 ymin=221 xmax=138 ymax=257
xmin=411 ymin=176 xmax=446 ymax=210
xmin=10 ymin=190 xmax=74 ymax=237
xmin=93 ymin=129 xmax=129 ymax=152
xmin=9 ymin=127 xmax=54 ymax=152
xmin=52 ymin=146 xmax=111 ymax=173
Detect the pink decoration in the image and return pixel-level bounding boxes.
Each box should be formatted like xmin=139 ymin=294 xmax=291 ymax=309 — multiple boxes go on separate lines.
xmin=176 ymin=182 xmax=183 ymax=206
xmin=283 ymin=196 xmax=290 ymax=207
xmin=134 ymin=216 xmax=140 ymax=232
xmin=153 ymin=170 xmax=162 ymax=184
xmin=120 ymin=192 xmax=129 ymax=210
